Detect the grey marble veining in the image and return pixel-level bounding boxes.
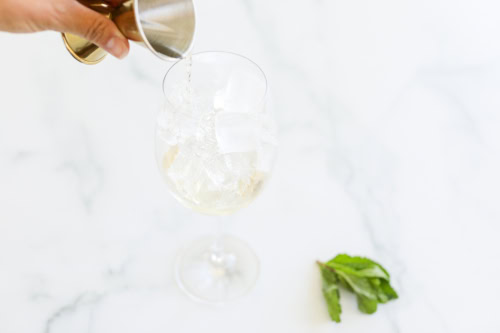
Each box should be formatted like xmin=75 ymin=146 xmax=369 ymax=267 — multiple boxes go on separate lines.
xmin=1 ymin=0 xmax=500 ymax=332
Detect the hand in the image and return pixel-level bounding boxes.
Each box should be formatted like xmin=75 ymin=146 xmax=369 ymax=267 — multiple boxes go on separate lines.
xmin=0 ymin=0 xmax=129 ymax=59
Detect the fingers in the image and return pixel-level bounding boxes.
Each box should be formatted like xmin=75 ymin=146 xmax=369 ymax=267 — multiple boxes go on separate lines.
xmin=57 ymin=1 xmax=129 ymax=59
xmin=106 ymin=0 xmax=127 ymax=7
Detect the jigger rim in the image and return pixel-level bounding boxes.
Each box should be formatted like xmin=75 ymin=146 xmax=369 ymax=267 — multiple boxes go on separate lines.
xmin=135 ymin=0 xmax=196 ymax=62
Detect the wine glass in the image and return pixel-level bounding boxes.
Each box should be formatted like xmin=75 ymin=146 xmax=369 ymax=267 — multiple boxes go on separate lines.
xmin=155 ymin=51 xmax=277 ymax=303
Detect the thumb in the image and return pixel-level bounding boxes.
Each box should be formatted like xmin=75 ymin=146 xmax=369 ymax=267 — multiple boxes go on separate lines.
xmin=60 ymin=1 xmax=129 ymax=59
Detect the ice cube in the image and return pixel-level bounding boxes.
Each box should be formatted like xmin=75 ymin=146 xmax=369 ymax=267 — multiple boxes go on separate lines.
xmin=215 ymin=112 xmax=260 ymax=154
xmin=213 ymin=89 xmax=226 ymax=110
xmin=204 ymin=154 xmax=231 ymax=188
xmin=222 ymin=70 xmax=266 ymax=113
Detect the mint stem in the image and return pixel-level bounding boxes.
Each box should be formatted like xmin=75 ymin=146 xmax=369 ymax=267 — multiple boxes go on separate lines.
xmin=317 ymin=261 xmax=336 ymax=273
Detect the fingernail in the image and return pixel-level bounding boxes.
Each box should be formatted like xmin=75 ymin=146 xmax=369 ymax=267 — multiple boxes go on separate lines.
xmin=106 ymin=37 xmax=128 ymax=59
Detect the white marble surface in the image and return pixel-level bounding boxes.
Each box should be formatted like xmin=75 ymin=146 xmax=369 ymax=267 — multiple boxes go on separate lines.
xmin=1 ymin=0 xmax=500 ymax=332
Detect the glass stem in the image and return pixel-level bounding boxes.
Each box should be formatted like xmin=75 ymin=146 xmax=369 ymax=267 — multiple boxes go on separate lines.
xmin=209 ymin=217 xmax=233 ymax=270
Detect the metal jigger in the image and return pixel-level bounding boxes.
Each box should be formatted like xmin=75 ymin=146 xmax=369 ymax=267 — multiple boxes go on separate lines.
xmin=62 ymin=0 xmax=196 ymax=64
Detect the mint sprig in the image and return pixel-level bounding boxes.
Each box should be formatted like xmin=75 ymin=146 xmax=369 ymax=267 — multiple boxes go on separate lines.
xmin=317 ymin=254 xmax=398 ymax=322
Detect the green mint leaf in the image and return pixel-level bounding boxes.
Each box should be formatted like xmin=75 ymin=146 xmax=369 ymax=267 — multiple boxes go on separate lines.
xmin=317 ymin=262 xmax=342 ymax=323
xmin=369 ymin=278 xmax=399 ymax=304
xmin=331 ymin=254 xmax=390 ymax=275
xmin=357 ymin=294 xmax=378 ymax=314
xmin=327 ymin=254 xmax=390 ymax=280
xmin=334 ymin=270 xmax=378 ymax=300
xmin=370 ymin=278 xmax=388 ymax=303
xmin=337 ymin=275 xmax=354 ymax=292
xmin=379 ymin=279 xmax=399 ymax=301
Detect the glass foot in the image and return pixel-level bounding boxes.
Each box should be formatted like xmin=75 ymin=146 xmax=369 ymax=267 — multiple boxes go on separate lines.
xmin=175 ymin=235 xmax=260 ymax=304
